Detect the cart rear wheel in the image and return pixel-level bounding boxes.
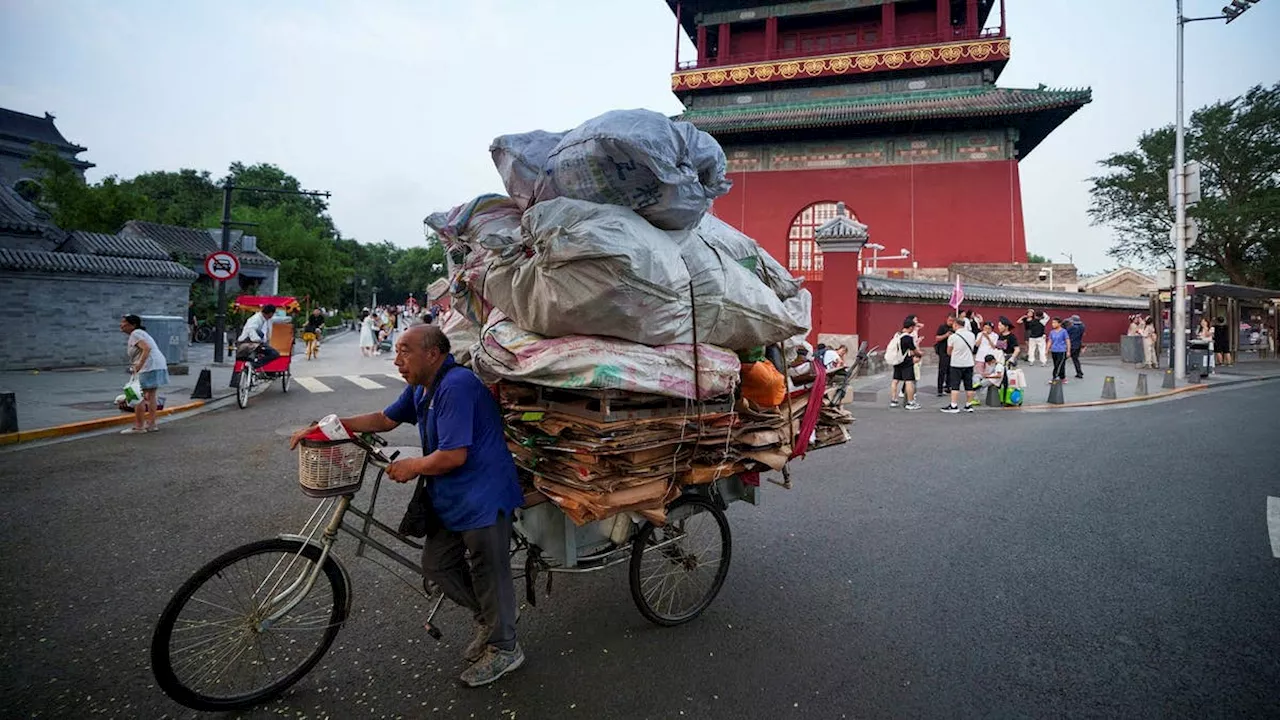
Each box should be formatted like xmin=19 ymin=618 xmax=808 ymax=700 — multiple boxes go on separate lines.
xmin=281 ymin=371 xmax=291 ymax=393
xmin=236 ymin=368 xmax=251 ymax=409
xmin=629 ymin=495 xmax=731 ymax=626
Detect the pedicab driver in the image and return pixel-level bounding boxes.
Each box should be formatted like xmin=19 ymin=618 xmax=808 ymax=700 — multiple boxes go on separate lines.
xmin=290 ymin=324 xmax=524 ymax=687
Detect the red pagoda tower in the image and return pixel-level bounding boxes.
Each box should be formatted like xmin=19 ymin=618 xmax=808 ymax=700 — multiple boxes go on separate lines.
xmin=667 ymin=0 xmax=1090 ymax=340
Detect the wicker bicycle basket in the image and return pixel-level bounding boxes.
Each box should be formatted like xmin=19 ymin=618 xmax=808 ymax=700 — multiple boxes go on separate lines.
xmin=297 ymin=438 xmax=368 ymax=497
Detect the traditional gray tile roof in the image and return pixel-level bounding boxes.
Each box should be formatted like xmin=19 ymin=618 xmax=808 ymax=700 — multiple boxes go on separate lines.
xmin=859 ymin=275 xmax=1149 ymax=310
xmin=0 ymin=108 xmax=85 ymax=151
xmin=0 ymin=182 xmax=57 ymax=236
xmin=120 ymin=219 xmax=278 ymax=268
xmin=0 ymin=248 xmax=197 ymax=280
xmin=63 ymin=230 xmax=172 ymax=260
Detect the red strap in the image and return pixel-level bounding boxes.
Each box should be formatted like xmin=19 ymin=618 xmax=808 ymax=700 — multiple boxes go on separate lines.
xmin=790 ymin=362 xmax=827 ymax=460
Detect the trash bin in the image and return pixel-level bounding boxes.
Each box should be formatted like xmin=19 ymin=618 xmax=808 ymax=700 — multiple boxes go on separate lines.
xmin=1187 ymin=340 xmax=1212 ymax=375
xmin=140 ymin=315 xmax=188 ymax=366
xmin=1120 ymin=335 xmax=1144 ymax=364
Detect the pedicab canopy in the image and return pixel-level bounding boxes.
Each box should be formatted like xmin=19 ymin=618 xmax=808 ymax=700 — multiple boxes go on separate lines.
xmin=233 ymin=296 xmax=301 ymax=314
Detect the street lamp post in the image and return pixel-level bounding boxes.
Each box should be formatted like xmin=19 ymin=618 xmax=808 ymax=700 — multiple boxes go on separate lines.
xmin=1173 ymin=0 xmax=1262 ymax=381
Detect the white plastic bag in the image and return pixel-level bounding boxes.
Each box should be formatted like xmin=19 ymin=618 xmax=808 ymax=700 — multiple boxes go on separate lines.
xmin=536 ymin=109 xmax=732 ymax=231
xmin=123 ymin=375 xmax=142 ymax=404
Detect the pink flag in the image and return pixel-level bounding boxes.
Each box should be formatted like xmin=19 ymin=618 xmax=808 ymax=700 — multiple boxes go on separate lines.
xmin=949 ymin=276 xmax=964 ymax=310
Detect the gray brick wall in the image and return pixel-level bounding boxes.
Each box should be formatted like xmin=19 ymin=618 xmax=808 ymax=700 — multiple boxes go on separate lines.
xmin=0 ymin=271 xmax=192 ymax=370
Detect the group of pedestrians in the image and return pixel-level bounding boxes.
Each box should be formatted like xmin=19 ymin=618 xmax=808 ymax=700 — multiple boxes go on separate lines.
xmin=889 ymin=307 xmax=1088 ymax=412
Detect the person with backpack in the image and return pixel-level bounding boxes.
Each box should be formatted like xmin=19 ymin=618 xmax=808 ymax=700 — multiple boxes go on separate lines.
xmin=886 ymin=317 xmax=923 ymax=410
xmin=1065 ymin=315 xmax=1086 ymax=379
xmin=941 ymin=315 xmax=978 ymax=413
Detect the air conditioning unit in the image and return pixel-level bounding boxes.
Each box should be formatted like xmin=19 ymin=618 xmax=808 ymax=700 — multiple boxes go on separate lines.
xmin=241 ymin=235 xmax=258 ymax=253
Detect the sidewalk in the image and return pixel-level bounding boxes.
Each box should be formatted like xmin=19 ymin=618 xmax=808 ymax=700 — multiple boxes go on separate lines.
xmin=0 ymin=326 xmax=351 ymax=437
xmin=848 ymin=354 xmax=1280 ymax=409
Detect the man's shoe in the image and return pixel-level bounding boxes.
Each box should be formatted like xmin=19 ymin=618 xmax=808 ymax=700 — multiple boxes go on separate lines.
xmin=460 ymin=644 xmax=525 ymax=688
xmin=963 ymin=406 xmax=975 ymax=413
xmin=889 ymin=400 xmax=900 ymax=408
xmin=463 ymin=622 xmax=491 ymax=663
xmin=904 ymin=401 xmax=921 ymax=410
xmin=940 ymin=405 xmax=961 ymax=414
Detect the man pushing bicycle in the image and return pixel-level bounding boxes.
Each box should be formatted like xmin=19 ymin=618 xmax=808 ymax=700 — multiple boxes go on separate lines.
xmin=290 ymin=324 xmax=525 ymax=687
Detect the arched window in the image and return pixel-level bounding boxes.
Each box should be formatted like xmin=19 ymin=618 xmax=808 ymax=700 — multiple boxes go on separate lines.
xmin=787 ymin=201 xmax=841 ymax=282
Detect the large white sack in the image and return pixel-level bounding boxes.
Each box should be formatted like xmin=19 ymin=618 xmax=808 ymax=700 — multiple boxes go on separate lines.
xmin=692 ymin=214 xmax=802 ymax=300
xmin=438 ymin=309 xmax=481 ymax=367
xmin=536 ymin=109 xmax=732 ymax=231
xmin=424 ymin=195 xmax=524 ymax=326
xmin=504 ymin=198 xmax=804 ymax=350
xmin=502 ymin=198 xmax=693 ymax=344
xmin=489 ymin=130 xmax=566 ymax=211
xmin=473 ymin=313 xmax=740 ymax=400
xmin=673 ymin=230 xmax=806 ymax=351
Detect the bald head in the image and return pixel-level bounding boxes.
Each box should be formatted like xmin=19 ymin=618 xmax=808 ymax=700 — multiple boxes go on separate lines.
xmin=402 ymin=323 xmax=450 ymax=354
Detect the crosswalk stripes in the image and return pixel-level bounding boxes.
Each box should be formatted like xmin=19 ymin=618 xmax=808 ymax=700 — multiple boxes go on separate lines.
xmin=287 ymin=374 xmax=402 ymax=393
xmin=293 ymin=377 xmax=333 ymax=393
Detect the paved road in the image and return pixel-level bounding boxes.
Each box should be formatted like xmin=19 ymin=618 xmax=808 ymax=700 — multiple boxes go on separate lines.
xmin=2 ymin=377 xmax=1278 ymax=718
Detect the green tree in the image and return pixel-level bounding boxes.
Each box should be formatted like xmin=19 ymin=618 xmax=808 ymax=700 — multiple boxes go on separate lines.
xmin=23 ymin=145 xmax=148 ymax=232
xmin=1026 ymin=252 xmax=1050 ymax=264
xmin=1088 ymin=83 xmax=1280 ymax=287
xmin=391 ymin=238 xmax=447 ymax=299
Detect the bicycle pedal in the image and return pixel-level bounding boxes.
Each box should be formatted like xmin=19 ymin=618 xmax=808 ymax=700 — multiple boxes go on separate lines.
xmin=423 ymin=622 xmax=443 ymax=640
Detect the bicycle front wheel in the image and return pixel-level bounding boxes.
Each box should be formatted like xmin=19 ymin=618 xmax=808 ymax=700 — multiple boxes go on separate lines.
xmin=236 ymin=367 xmax=251 ymax=409
xmin=151 ymin=538 xmax=350 ymax=712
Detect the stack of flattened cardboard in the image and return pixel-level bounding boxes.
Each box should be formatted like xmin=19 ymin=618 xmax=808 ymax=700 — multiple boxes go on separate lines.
xmin=499 ymin=382 xmax=851 ymax=526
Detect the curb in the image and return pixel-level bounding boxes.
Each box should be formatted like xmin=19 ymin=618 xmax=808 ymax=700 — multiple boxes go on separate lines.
xmin=0 ymin=400 xmax=207 ymax=446
xmin=1022 ymin=383 xmax=1206 ymax=410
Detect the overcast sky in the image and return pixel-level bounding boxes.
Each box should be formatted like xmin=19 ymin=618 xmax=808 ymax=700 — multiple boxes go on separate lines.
xmin=1 ymin=0 xmax=1277 ymax=273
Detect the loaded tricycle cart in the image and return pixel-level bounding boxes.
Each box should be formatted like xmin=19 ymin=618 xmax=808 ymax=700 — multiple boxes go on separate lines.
xmin=230 ymin=295 xmax=301 ymax=409
xmin=149 ymin=427 xmax=750 ymax=712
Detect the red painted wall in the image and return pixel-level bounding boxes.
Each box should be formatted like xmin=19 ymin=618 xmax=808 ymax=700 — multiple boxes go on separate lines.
xmin=855 ymin=300 xmax=1137 ymax=353
xmin=729 ymin=27 xmax=767 ymax=57
xmin=713 ymin=161 xmax=1027 ymax=271
xmin=896 ymin=6 xmax=939 ymax=37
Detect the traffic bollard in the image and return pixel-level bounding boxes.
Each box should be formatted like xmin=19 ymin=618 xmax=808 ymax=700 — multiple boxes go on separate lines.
xmin=1162 ymin=369 xmax=1176 ymax=389
xmin=0 ymin=392 xmax=16 ymax=433
xmin=1047 ymin=380 xmax=1065 ymax=405
xmin=1101 ymin=376 xmax=1117 ymax=400
xmin=1136 ymin=373 xmax=1149 ymax=396
xmin=985 ymin=385 xmax=1002 ymax=407
xmin=190 ymin=368 xmax=213 ymax=400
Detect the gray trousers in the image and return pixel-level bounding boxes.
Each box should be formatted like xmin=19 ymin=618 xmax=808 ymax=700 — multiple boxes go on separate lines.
xmin=421 ymin=510 xmax=517 ymax=651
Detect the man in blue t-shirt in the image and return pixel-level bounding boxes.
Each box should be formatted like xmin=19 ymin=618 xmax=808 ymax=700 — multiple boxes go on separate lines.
xmin=290 ymin=324 xmax=524 ymax=687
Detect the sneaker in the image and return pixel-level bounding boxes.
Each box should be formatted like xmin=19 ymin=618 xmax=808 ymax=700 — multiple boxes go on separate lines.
xmin=940 ymin=405 xmax=961 ymax=414
xmin=904 ymin=401 xmax=921 ymax=410
xmin=1075 ymin=375 xmax=1084 ymax=379
xmin=936 ymin=391 xmax=947 ymax=397
xmin=463 ymin=622 xmax=491 ymax=663
xmin=460 ymin=644 xmax=525 ymax=688
xmin=889 ymin=400 xmax=900 ymax=408
xmin=120 ymin=427 xmax=145 ymax=435
xmin=963 ymin=406 xmax=975 ymax=413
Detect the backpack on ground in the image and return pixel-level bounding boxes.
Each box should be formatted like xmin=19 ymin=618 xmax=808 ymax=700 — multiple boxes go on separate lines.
xmin=883 ymin=332 xmax=905 ymax=365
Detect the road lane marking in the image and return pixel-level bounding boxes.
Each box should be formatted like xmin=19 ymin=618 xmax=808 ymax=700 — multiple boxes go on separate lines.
xmin=294 ymin=377 xmax=333 ymax=393
xmin=1268 ymin=497 xmax=1280 ymax=558
xmin=385 ymin=373 xmax=406 ymax=383
xmin=344 ymin=375 xmax=385 ymax=390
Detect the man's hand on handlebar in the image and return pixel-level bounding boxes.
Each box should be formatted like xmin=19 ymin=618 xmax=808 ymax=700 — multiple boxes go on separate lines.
xmin=385 ymin=458 xmax=420 ymax=483
xmin=288 ymin=424 xmax=316 ymax=450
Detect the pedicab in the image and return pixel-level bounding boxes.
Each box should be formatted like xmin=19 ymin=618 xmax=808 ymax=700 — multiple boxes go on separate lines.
xmin=231 ymin=295 xmax=301 ymax=409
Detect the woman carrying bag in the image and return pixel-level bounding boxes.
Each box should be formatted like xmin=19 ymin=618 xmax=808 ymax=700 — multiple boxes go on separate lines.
xmin=119 ymin=314 xmax=168 ymax=434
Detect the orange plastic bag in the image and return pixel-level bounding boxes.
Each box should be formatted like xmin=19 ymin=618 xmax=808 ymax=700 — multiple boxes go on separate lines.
xmin=740 ymin=361 xmax=786 ymax=408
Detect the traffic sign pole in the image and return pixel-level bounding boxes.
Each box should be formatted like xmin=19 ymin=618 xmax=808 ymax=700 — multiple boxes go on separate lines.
xmin=214 ymin=181 xmax=232 ymax=364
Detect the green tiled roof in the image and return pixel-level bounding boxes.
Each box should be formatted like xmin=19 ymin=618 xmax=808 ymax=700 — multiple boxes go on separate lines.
xmin=680 ymin=86 xmax=1092 ymax=134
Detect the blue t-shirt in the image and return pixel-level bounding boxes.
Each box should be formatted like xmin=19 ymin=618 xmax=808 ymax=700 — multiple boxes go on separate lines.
xmin=1048 ymin=327 xmax=1070 ymax=352
xmin=383 ymin=356 xmax=522 ymax=531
